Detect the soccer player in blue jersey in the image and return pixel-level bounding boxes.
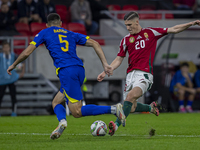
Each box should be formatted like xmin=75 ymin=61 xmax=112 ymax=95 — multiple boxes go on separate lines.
xmin=7 ymin=13 xmax=126 ymax=140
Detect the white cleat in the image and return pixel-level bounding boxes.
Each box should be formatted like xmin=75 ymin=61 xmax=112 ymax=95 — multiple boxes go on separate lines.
xmin=50 ymin=120 xmax=67 ymax=140
xmin=115 ymin=103 xmax=126 ymax=127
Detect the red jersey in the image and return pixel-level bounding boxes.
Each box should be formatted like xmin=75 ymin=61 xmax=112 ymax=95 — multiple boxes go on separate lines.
xmin=117 ymin=27 xmax=168 ymax=74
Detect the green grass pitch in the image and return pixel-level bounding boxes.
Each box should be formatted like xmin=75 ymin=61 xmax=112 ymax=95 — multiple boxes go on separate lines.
xmin=0 ymin=113 xmax=200 ymax=150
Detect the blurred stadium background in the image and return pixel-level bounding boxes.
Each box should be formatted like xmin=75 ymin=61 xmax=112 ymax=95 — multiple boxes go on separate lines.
xmin=1 ymin=0 xmax=200 ymax=116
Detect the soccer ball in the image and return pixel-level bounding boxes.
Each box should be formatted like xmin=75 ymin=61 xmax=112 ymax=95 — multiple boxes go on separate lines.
xmin=90 ymin=120 xmax=107 ymax=136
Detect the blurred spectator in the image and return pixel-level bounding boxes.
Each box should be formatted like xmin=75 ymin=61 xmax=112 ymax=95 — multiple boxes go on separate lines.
xmin=70 ymin=0 xmax=98 ymax=35
xmin=0 ymin=3 xmax=19 ymax=36
xmin=0 ymin=0 xmax=18 ymax=12
xmin=0 ymin=41 xmax=25 ymax=116
xmin=87 ymin=0 xmax=110 ymax=24
xmin=0 ymin=0 xmax=11 ymax=7
xmin=38 ymin=0 xmax=56 ymax=23
xmin=10 ymin=0 xmax=18 ymax=11
xmin=194 ymin=67 xmax=200 ymax=93
xmin=173 ymin=0 xmax=196 ymax=10
xmin=18 ymin=0 xmax=41 ymax=24
xmin=170 ymin=62 xmax=196 ymax=113
xmin=194 ymin=0 xmax=200 ymax=18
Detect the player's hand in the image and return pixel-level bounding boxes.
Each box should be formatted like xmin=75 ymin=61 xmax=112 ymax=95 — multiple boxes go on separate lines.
xmin=7 ymin=65 xmax=15 ymax=75
xmin=97 ymin=71 xmax=106 ymax=82
xmin=188 ymin=88 xmax=196 ymax=95
xmin=192 ymin=20 xmax=200 ymax=26
xmin=103 ymin=64 xmax=113 ymax=77
xmin=182 ymin=72 xmax=189 ymax=79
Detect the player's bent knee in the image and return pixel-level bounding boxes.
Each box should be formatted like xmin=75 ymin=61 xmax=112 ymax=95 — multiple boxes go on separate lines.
xmin=178 ymin=89 xmax=185 ymax=95
xmin=126 ymin=93 xmax=139 ymax=103
xmin=71 ymin=108 xmax=82 ymax=118
xmin=68 ymin=101 xmax=83 ymax=118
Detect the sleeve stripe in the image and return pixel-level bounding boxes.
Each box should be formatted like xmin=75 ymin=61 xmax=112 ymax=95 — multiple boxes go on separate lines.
xmin=123 ymin=38 xmax=126 ymax=52
xmin=30 ymin=41 xmax=36 ymax=45
xmin=148 ymin=28 xmax=162 ymax=36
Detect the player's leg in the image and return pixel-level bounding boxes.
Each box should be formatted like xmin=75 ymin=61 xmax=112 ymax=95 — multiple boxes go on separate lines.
xmin=185 ymin=90 xmax=195 ymax=113
xmin=68 ymin=99 xmax=124 ymax=121
xmin=108 ymin=86 xmax=143 ymax=136
xmin=131 ymin=101 xmax=159 ymax=116
xmin=65 ymin=66 xmax=125 ymax=122
xmin=177 ymin=87 xmax=186 ymax=113
xmin=8 ymin=83 xmax=17 ymax=116
xmin=51 ymin=66 xmax=86 ymax=140
xmin=0 ymin=84 xmax=7 ymax=116
xmin=109 ymin=71 xmax=156 ymax=135
xmin=50 ymin=91 xmax=67 ymax=140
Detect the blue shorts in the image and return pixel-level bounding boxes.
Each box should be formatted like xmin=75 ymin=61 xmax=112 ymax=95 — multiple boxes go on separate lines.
xmin=59 ymin=66 xmax=85 ymax=104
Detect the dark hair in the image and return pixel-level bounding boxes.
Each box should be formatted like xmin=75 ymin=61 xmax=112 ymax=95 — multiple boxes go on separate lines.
xmin=2 ymin=41 xmax=10 ymax=47
xmin=124 ymin=11 xmax=139 ymax=21
xmin=47 ymin=13 xmax=61 ymax=25
xmin=180 ymin=62 xmax=189 ymax=68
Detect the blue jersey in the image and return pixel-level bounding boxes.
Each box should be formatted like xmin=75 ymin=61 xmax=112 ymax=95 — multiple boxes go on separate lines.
xmin=194 ymin=70 xmax=200 ymax=88
xmin=30 ymin=26 xmax=89 ymax=73
xmin=169 ymin=70 xmax=192 ymax=92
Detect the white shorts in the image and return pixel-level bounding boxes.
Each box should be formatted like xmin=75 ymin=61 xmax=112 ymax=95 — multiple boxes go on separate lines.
xmin=123 ymin=70 xmax=153 ymax=100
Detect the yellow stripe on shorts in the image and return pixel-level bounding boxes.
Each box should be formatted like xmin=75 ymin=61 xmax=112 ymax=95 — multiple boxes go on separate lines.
xmin=54 ymin=66 xmax=60 ymax=75
xmin=63 ymin=89 xmax=79 ymax=103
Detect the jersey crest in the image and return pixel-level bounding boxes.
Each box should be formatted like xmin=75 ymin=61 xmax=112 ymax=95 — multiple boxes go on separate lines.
xmin=129 ymin=37 xmax=135 ymax=43
xmin=144 ymin=32 xmax=148 ymax=38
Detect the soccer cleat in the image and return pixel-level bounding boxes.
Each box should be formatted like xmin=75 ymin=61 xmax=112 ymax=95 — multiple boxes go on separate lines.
xmin=179 ymin=107 xmax=186 ymax=113
xmin=186 ymin=106 xmax=193 ymax=113
xmin=150 ymin=102 xmax=159 ymax=116
xmin=115 ymin=103 xmax=126 ymax=127
xmin=50 ymin=120 xmax=67 ymax=140
xmin=108 ymin=121 xmax=116 ymax=136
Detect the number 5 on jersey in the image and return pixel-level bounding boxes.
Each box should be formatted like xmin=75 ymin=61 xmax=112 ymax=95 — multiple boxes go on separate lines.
xmin=58 ymin=34 xmax=69 ymax=52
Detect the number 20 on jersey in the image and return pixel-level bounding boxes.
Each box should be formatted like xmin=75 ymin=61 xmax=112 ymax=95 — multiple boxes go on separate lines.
xmin=135 ymin=40 xmax=145 ymax=50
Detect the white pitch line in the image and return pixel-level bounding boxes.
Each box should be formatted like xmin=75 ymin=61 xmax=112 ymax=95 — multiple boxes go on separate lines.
xmin=0 ymin=133 xmax=200 ymax=138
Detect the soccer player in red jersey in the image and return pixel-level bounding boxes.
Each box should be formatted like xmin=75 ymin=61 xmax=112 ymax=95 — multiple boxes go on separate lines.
xmin=97 ymin=11 xmax=200 ymax=136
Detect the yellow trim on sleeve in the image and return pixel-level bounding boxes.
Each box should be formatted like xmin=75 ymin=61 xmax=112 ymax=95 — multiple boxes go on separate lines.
xmin=63 ymin=89 xmax=79 ymax=103
xmin=86 ymin=36 xmax=90 ymax=40
xmin=30 ymin=41 xmax=36 ymax=45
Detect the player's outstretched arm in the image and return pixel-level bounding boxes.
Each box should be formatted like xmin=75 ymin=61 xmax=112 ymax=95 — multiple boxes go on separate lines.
xmin=85 ymin=38 xmax=112 ymax=76
xmin=110 ymin=56 xmax=124 ymax=71
xmin=167 ymin=20 xmax=200 ymax=34
xmin=7 ymin=44 xmax=36 ymax=75
xmin=97 ymin=56 xmax=124 ymax=82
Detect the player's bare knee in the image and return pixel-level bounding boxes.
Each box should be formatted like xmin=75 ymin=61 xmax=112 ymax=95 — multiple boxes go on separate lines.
xmin=126 ymin=93 xmax=139 ymax=102
xmin=178 ymin=89 xmax=185 ymax=95
xmin=71 ymin=108 xmax=82 ymax=118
